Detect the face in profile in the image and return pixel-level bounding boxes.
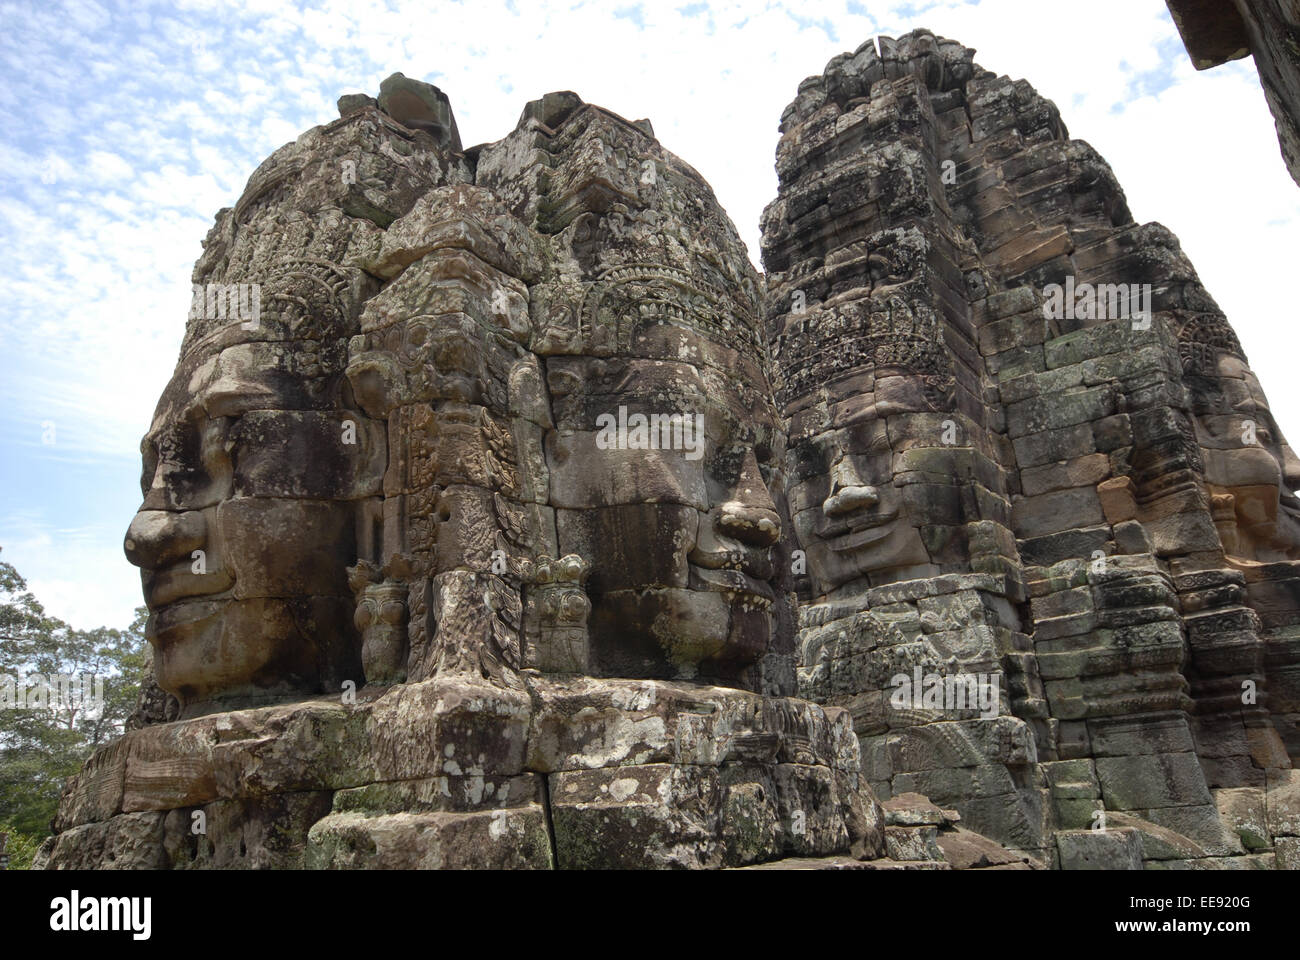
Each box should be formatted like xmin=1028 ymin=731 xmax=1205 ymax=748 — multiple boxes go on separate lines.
xmin=1194 ymin=353 xmax=1300 ymax=562
xmin=124 ymin=278 xmax=384 ymax=711
xmin=547 ymin=351 xmax=784 ymax=688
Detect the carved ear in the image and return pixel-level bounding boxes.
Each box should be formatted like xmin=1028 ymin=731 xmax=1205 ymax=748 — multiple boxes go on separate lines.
xmin=508 ymin=358 xmax=552 ymax=426
xmin=572 ymin=211 xmax=599 ymax=243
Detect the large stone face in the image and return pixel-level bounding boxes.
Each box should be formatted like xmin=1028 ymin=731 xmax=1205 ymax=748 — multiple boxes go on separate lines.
xmin=54 ymin=73 xmax=894 ymax=872
xmin=764 ymin=33 xmax=1053 ymax=857
xmin=766 ymin=29 xmax=1300 ymax=868
xmin=479 ymin=100 xmax=788 ymax=692
xmin=42 ymin=36 xmax=1300 ymax=869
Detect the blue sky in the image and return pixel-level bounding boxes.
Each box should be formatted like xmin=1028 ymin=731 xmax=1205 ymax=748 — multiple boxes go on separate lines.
xmin=1 ymin=0 xmax=1297 ymax=629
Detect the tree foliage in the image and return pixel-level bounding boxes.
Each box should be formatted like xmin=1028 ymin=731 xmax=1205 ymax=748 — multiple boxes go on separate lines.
xmin=0 ymin=548 xmax=147 ymax=862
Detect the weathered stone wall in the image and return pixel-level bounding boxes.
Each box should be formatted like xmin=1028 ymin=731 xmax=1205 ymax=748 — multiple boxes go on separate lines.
xmin=41 ymin=76 xmax=907 ymax=872
xmin=38 ymin=32 xmax=1300 ymax=870
xmin=43 ymin=676 xmax=891 ymax=870
xmin=768 ymin=30 xmax=1300 ymax=869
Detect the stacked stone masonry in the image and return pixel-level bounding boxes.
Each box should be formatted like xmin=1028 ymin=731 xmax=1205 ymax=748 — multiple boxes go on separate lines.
xmin=39 ymin=34 xmax=1300 ymax=870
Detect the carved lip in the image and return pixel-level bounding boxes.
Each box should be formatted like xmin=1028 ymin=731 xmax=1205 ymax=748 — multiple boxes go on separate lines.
xmin=145 ymin=596 xmax=225 ymax=646
xmin=143 ymin=561 xmax=234 ymax=609
xmin=688 ymin=563 xmax=776 ymax=604
xmin=690 ymin=545 xmax=773 ymax=579
xmin=816 ymin=510 xmax=899 ymax=551
xmin=828 ymin=523 xmax=898 ymax=553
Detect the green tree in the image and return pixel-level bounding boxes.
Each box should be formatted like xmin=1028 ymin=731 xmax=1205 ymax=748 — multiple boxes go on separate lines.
xmin=0 ymin=548 xmax=147 ymax=864
xmin=0 ymin=822 xmax=43 ymax=870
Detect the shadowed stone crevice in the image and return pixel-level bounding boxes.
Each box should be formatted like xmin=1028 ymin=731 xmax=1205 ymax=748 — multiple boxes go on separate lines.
xmin=538 ymin=771 xmax=559 ymax=870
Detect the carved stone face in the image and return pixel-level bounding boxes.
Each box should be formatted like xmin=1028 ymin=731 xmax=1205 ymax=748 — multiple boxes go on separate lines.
xmin=547 ymin=350 xmax=783 ymax=686
xmin=788 ymin=373 xmax=936 ymax=597
xmin=118 ymin=86 xmax=458 ymax=711
xmin=124 ymin=321 xmax=384 ymax=709
xmin=1194 ymin=353 xmax=1300 ymax=562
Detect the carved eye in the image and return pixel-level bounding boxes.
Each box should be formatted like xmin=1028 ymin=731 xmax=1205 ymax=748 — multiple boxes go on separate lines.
xmin=155 ymin=418 xmax=205 ymax=481
xmin=201 ymin=417 xmax=233 ymax=473
xmin=752 ymin=442 xmax=776 ymax=486
xmin=790 ymin=438 xmax=830 ymax=483
xmin=710 ymin=443 xmax=747 ymax=485
xmin=140 ymin=439 xmax=160 ymax=495
xmin=432 ymin=332 xmax=475 ymax=373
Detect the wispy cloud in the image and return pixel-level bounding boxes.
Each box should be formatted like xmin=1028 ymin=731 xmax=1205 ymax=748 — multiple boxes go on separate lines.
xmin=0 ymin=0 xmax=1296 ymax=629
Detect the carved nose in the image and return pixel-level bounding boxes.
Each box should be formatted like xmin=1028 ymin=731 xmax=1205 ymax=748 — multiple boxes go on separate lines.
xmin=124 ymin=509 xmax=205 ymax=570
xmin=823 ymin=485 xmax=879 ymax=517
xmin=717 ymin=502 xmax=781 ymax=547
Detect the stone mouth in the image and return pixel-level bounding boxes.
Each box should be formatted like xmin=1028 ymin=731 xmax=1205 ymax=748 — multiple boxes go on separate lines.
xmin=143 ymin=562 xmax=233 ymax=608
xmin=144 ymin=596 xmax=225 ymax=644
xmin=689 ymin=543 xmax=773 ymax=579
xmin=817 ymin=510 xmax=899 ymax=550
xmin=688 ymin=563 xmax=776 ymax=605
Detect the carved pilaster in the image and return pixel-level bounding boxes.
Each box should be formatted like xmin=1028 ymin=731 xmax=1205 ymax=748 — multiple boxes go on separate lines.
xmin=347 ymin=559 xmax=409 ymax=685
xmin=523 ymin=554 xmax=592 ymax=674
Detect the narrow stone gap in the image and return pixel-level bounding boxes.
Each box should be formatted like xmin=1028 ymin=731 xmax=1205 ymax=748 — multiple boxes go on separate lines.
xmin=539 ymin=771 xmax=559 ymax=871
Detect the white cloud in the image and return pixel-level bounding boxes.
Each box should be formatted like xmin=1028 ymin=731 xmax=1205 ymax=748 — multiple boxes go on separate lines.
xmin=0 ymin=0 xmax=1296 ymax=628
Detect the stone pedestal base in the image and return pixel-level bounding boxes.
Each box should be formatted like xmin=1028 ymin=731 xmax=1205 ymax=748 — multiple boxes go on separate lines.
xmin=41 ymin=674 xmax=894 ymax=870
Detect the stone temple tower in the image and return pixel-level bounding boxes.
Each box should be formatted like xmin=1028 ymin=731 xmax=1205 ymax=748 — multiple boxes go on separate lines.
xmin=40 ymin=35 xmax=1300 ymax=870
xmin=767 ymin=30 xmax=1300 ymax=869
